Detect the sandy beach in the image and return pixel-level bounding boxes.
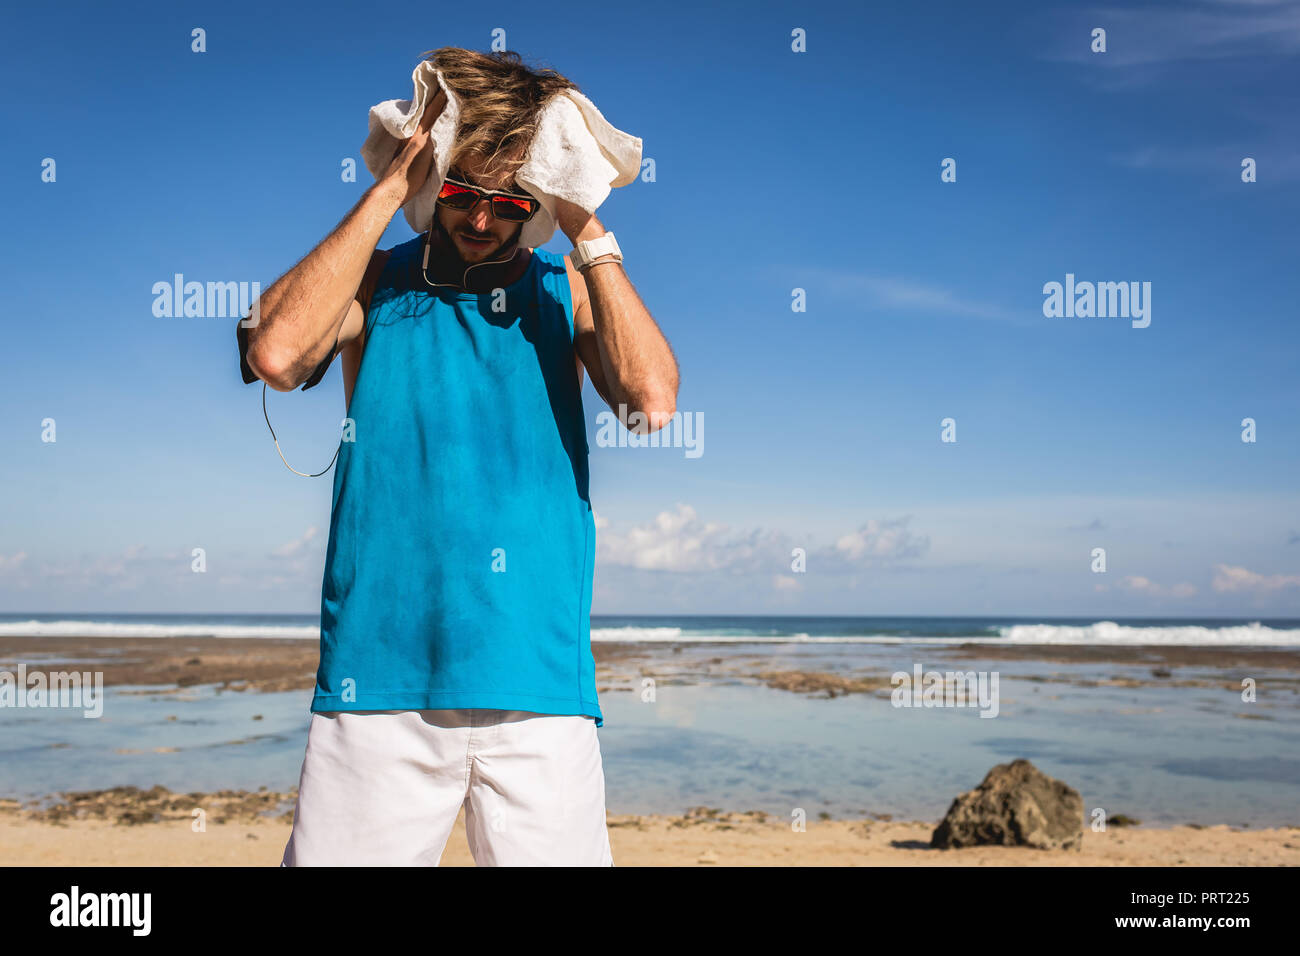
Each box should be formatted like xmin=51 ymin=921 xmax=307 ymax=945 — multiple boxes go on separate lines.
xmin=3 ymin=791 xmax=1297 ymax=866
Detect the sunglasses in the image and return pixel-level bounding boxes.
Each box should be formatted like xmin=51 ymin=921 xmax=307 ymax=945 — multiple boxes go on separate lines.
xmin=436 ymin=174 xmax=539 ymax=222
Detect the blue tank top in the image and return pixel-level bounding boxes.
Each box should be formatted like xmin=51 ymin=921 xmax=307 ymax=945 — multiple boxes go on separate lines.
xmin=312 ymin=236 xmax=602 ymax=726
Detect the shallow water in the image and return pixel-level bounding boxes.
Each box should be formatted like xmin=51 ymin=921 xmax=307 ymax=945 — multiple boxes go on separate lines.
xmin=0 ymin=683 xmax=308 ymax=801
xmin=2 ymin=641 xmax=1296 ymax=826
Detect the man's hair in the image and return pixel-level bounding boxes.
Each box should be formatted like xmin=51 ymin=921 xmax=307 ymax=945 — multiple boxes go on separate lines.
xmin=422 ymin=47 xmax=579 ymax=186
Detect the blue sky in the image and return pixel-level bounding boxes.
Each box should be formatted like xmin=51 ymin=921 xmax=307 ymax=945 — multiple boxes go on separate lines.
xmin=1 ymin=0 xmax=1298 ymax=616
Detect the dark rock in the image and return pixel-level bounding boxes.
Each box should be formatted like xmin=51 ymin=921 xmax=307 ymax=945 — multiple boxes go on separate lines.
xmin=931 ymin=759 xmax=1084 ymax=850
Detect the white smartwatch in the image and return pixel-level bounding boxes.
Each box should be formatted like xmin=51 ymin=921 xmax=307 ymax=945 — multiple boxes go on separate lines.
xmin=571 ymin=232 xmax=622 ymax=272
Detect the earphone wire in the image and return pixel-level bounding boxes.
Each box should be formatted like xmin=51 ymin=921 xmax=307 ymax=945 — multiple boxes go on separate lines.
xmin=262 ymin=380 xmax=340 ymax=478
xmin=261 ymin=209 xmax=519 ymax=478
xmin=422 ymin=221 xmax=521 ymax=290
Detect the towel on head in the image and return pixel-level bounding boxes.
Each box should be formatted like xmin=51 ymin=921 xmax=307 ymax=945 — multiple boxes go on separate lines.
xmin=359 ymin=60 xmax=642 ymax=248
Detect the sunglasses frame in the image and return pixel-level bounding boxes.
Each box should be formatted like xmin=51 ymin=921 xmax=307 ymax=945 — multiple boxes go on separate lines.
xmin=436 ymin=173 xmax=540 ymax=223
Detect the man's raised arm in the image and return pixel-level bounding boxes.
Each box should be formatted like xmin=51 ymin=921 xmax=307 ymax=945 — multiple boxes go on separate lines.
xmin=240 ymin=91 xmax=445 ymax=391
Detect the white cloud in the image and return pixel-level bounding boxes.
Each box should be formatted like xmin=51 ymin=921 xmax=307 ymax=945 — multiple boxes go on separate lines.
xmin=1212 ymin=563 xmax=1300 ymax=593
xmin=1050 ymin=1 xmax=1300 ymax=69
xmin=1067 ymin=518 xmax=1106 ymax=532
xmin=830 ymin=518 xmax=929 ymax=563
xmin=1119 ymin=575 xmax=1197 ymax=598
xmin=1110 ymin=145 xmax=1300 ymax=183
xmin=271 ymin=526 xmax=320 ymax=558
xmin=807 ymin=270 xmax=1020 ymax=323
xmin=596 ymin=504 xmax=779 ymax=573
xmin=4 ymin=547 xmax=158 ymax=594
xmin=595 ymin=505 xmax=927 ymax=575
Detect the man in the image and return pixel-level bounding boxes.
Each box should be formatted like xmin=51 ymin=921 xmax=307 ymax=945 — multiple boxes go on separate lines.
xmin=238 ymin=48 xmax=678 ymax=866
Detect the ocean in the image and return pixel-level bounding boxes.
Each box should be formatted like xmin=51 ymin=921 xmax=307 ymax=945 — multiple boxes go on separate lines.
xmin=2 ymin=612 xmax=1299 ymax=645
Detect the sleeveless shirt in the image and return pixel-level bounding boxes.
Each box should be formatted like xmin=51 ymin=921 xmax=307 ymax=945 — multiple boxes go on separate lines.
xmin=311 ymin=236 xmax=602 ymax=726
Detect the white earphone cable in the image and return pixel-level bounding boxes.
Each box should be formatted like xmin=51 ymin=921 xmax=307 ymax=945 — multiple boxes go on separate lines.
xmin=262 ymin=381 xmax=340 ymax=478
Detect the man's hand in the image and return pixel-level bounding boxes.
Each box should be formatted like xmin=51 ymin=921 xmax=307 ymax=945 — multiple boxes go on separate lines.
xmin=553 ymin=196 xmax=605 ymax=245
xmin=378 ymin=89 xmax=448 ymax=210
xmin=241 ymin=96 xmax=451 ymax=392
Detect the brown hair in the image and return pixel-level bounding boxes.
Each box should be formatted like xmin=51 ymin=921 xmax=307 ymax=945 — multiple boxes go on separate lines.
xmin=421 ymin=47 xmax=580 ymax=186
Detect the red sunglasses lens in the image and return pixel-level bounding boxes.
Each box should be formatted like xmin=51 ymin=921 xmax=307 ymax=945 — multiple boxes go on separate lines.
xmin=437 ymin=181 xmax=477 ymax=208
xmin=491 ymin=195 xmax=534 ymax=221
xmin=437 ymin=179 xmax=535 ymax=221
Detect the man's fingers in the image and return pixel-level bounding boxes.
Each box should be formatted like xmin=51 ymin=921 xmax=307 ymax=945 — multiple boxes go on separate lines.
xmin=417 ymin=90 xmax=445 ymax=134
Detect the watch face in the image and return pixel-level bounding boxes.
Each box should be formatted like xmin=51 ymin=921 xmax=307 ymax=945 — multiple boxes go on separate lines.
xmin=575 ymin=234 xmax=618 ymax=270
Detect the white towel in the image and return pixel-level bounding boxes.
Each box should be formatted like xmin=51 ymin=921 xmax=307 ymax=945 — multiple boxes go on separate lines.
xmin=360 ymin=60 xmax=642 ymax=249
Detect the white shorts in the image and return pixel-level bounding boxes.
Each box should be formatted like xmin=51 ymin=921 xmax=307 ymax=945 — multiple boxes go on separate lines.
xmin=280 ymin=709 xmax=614 ymax=866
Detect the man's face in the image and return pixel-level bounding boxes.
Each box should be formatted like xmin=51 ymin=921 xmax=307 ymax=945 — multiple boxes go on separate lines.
xmin=435 ymin=153 xmax=526 ymax=263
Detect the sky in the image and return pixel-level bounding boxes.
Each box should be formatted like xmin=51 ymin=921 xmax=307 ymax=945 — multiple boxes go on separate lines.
xmin=1 ymin=0 xmax=1298 ymax=617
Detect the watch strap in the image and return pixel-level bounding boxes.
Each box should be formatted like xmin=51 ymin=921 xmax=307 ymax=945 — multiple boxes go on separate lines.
xmin=572 ymin=232 xmax=622 ymax=272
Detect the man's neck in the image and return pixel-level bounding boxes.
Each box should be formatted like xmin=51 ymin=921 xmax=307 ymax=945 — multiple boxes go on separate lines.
xmin=424 ymin=225 xmax=531 ymax=293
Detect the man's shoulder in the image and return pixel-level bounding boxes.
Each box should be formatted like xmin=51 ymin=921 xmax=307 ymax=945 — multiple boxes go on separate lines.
xmin=554 ymin=248 xmax=589 ymax=316
xmin=364 ymin=236 xmax=421 ymax=293
xmin=528 ymin=246 xmax=584 ymax=302
xmin=381 ymin=235 xmax=424 ymax=261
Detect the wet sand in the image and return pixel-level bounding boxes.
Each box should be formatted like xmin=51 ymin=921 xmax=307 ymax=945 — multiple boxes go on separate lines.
xmin=0 ymin=636 xmax=645 ymax=694
xmin=4 ymin=635 xmax=1295 ymax=698
xmin=0 ymin=636 xmax=320 ymax=694
xmin=938 ymin=642 xmax=1300 ymax=671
